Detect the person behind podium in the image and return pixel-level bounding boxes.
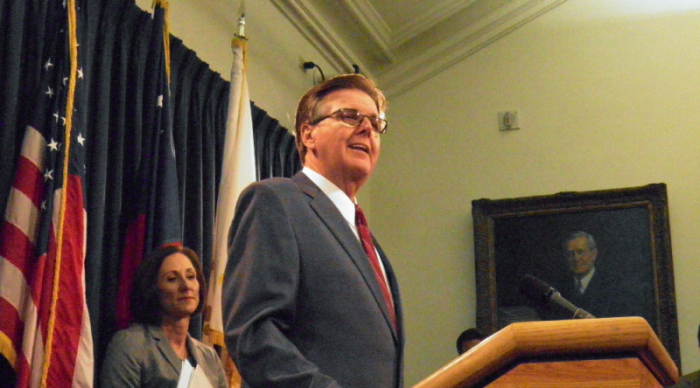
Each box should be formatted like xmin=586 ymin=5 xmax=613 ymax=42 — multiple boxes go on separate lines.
xmin=223 ymin=74 xmax=404 ymax=388
xmin=101 ymin=246 xmax=227 ymax=388
xmin=456 ymin=328 xmax=485 ymax=354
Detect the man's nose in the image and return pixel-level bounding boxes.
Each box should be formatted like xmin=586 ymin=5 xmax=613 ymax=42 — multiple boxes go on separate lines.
xmin=357 ymin=116 xmax=374 ymax=134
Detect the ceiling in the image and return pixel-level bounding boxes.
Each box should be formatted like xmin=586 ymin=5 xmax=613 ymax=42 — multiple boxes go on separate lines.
xmin=270 ymin=0 xmax=568 ymax=97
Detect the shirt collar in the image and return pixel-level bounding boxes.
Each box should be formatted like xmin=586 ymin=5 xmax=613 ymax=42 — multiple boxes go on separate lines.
xmin=302 ymin=167 xmax=356 ymax=226
xmin=578 ymin=267 xmax=596 ymax=292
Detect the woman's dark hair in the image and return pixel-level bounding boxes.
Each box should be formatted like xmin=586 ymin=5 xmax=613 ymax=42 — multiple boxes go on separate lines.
xmin=130 ymin=245 xmax=207 ymax=326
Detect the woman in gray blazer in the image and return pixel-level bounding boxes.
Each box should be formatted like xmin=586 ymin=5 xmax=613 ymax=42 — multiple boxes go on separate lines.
xmin=101 ymin=246 xmax=227 ymax=388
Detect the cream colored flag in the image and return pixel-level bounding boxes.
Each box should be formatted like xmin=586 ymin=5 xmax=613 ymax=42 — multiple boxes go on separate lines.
xmin=204 ymin=16 xmax=254 ymax=387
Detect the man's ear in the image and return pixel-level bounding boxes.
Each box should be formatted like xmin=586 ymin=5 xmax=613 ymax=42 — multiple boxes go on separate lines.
xmin=301 ymin=123 xmax=315 ymax=150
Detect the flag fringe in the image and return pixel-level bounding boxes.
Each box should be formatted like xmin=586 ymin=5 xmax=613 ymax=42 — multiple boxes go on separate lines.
xmin=40 ymin=0 xmax=79 ymax=385
xmin=232 ymin=35 xmax=248 ymax=51
xmin=207 ymin=329 xmax=225 ymax=347
xmin=0 ymin=331 xmax=17 ymax=367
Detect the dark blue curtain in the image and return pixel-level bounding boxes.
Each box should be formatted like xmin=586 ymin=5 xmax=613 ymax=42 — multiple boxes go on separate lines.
xmin=0 ymin=0 xmax=301 ymax=385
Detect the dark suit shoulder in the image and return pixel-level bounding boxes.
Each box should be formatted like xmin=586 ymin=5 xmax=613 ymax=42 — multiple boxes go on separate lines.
xmin=240 ymin=176 xmax=305 ymax=201
xmin=240 ymin=174 xmax=327 ymax=214
xmin=250 ymin=176 xmax=295 ymax=189
xmin=238 ymin=177 xmax=302 ymax=214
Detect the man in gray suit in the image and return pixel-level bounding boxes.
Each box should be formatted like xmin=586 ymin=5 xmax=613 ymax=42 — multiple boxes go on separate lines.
xmin=223 ymin=74 xmax=403 ymax=388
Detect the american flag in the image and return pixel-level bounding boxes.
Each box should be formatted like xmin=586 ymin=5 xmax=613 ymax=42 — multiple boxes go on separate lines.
xmin=0 ymin=0 xmax=93 ymax=387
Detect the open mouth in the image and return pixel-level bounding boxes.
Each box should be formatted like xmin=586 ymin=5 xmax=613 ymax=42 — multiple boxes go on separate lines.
xmin=349 ymin=144 xmax=369 ymax=154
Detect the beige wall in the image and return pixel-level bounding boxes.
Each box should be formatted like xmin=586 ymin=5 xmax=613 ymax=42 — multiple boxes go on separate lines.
xmin=139 ymin=0 xmax=700 ymax=385
xmin=374 ymin=1 xmax=700 ymax=383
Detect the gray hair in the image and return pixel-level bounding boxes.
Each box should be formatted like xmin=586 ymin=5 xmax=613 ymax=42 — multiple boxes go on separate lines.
xmin=564 ymin=231 xmax=597 ymax=251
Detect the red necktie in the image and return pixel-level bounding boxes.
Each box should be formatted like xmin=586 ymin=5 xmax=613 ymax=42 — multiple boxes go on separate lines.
xmin=355 ymin=205 xmax=396 ymax=329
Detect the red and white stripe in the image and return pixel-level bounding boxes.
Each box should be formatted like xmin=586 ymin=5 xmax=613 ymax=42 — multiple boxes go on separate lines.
xmin=0 ymin=125 xmax=93 ymax=387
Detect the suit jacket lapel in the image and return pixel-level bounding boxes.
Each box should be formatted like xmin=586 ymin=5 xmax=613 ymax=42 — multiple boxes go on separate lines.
xmin=375 ymin=239 xmax=402 ymax=342
xmin=186 ymin=336 xmax=205 ymax=368
xmin=293 ymin=172 xmax=398 ymax=339
xmin=148 ymin=325 xmax=181 ymax=374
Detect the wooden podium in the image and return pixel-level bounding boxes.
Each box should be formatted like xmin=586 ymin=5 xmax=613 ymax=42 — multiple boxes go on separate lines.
xmin=413 ymin=317 xmax=679 ymax=388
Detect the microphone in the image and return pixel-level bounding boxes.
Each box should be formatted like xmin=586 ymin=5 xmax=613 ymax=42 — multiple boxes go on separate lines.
xmin=518 ymin=274 xmax=595 ymax=319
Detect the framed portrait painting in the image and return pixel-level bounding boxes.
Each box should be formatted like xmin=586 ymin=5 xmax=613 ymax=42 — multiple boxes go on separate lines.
xmin=471 ymin=183 xmax=679 ymax=366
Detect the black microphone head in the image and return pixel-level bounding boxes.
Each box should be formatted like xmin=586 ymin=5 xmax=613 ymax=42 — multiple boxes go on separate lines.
xmin=518 ymin=274 xmax=555 ymax=305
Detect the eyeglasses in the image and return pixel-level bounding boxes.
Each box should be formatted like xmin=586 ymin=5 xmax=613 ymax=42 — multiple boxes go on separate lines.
xmin=311 ymin=109 xmax=388 ymax=134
